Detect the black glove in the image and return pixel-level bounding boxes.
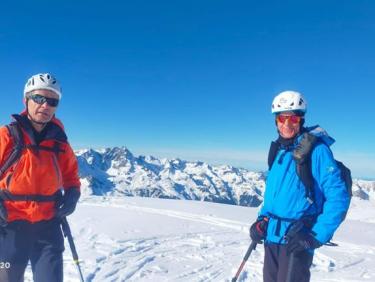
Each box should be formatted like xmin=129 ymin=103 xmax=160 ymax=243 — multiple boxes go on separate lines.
xmin=286 ymin=231 xmax=322 ymax=255
xmin=0 ymin=200 xmax=8 ymax=227
xmin=55 ymin=188 xmax=80 ymax=218
xmin=249 ymin=217 xmax=268 ymax=243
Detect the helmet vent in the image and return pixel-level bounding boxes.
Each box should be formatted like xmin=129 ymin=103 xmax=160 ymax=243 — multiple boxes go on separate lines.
xmin=271 ymin=90 xmax=307 ymax=114
xmin=24 ymin=73 xmax=62 ymax=98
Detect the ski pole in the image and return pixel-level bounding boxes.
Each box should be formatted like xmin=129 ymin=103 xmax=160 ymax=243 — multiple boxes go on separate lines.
xmin=231 ymin=241 xmax=257 ymax=282
xmin=61 ymin=217 xmax=85 ymax=282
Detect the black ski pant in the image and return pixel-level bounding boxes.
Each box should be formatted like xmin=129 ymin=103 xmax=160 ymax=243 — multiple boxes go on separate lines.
xmin=0 ymin=218 xmax=64 ymax=282
xmin=263 ymin=243 xmax=313 ymax=282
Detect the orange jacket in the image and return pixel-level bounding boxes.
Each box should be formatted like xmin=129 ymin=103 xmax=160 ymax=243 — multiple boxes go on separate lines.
xmin=0 ymin=113 xmax=80 ymax=223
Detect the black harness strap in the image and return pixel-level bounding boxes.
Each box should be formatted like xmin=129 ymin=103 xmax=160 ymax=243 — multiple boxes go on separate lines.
xmin=267 ymin=212 xmax=317 ymax=240
xmin=267 ymin=213 xmax=296 ymax=237
xmin=0 ymin=189 xmax=62 ymax=202
xmin=25 ymin=144 xmax=65 ymax=154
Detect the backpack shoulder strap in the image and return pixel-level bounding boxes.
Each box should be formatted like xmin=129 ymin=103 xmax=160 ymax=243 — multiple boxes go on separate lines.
xmin=0 ymin=122 xmax=25 ymax=178
xmin=293 ymin=133 xmax=318 ymax=164
xmin=268 ymin=140 xmax=280 ymax=170
xmin=293 ymin=132 xmax=318 ymax=204
xmin=8 ymin=122 xmax=24 ymax=147
xmin=52 ymin=140 xmax=63 ymax=157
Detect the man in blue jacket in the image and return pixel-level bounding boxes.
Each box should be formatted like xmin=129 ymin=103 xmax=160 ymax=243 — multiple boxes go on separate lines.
xmin=250 ymin=91 xmax=350 ymax=282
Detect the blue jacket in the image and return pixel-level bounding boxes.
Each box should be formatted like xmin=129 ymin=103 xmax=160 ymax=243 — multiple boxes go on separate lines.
xmin=259 ymin=126 xmax=350 ymax=244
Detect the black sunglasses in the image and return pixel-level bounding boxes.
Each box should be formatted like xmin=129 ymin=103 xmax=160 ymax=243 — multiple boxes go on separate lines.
xmin=28 ymin=94 xmax=59 ymax=107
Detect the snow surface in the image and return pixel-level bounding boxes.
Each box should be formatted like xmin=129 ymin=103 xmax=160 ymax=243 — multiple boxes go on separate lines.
xmin=22 ymin=196 xmax=375 ymax=282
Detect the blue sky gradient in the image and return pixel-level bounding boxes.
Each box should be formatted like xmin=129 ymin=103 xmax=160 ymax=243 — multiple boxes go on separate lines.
xmin=1 ymin=1 xmax=374 ymax=178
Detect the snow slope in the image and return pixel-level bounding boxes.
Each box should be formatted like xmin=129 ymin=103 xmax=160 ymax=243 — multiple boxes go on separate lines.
xmin=24 ymin=196 xmax=375 ymax=282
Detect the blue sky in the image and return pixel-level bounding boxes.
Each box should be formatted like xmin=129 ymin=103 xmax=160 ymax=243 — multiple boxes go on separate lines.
xmin=0 ymin=1 xmax=374 ymax=178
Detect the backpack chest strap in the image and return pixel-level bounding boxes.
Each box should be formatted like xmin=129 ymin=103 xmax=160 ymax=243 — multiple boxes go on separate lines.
xmin=0 ymin=189 xmax=63 ymax=202
xmin=25 ymin=144 xmax=65 ymax=154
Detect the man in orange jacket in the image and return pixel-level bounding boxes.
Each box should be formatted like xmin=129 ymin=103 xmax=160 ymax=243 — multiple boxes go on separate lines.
xmin=0 ymin=73 xmax=81 ymax=282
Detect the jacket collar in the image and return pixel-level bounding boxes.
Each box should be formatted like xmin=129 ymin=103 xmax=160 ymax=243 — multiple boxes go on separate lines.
xmin=11 ymin=112 xmax=68 ymax=144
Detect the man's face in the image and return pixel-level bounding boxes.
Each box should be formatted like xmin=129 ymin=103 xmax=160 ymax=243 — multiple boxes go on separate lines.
xmin=276 ymin=111 xmax=303 ymax=139
xmin=25 ymin=89 xmax=59 ymax=124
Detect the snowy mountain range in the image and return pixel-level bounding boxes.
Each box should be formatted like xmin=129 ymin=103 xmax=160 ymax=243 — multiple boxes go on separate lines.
xmin=76 ymin=147 xmax=375 ymax=206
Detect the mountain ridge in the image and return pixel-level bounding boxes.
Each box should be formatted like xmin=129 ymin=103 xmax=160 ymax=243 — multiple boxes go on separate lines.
xmin=76 ymin=146 xmax=374 ymax=206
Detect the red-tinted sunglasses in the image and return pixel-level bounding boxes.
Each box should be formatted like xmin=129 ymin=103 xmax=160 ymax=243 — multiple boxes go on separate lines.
xmin=276 ymin=114 xmax=302 ymax=124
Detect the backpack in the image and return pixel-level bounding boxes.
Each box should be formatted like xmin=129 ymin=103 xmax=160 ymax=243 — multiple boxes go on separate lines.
xmin=268 ymin=132 xmax=352 ymax=204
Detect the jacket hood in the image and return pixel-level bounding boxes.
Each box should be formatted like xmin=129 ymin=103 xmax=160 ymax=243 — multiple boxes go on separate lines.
xmin=305 ymin=125 xmax=335 ymax=146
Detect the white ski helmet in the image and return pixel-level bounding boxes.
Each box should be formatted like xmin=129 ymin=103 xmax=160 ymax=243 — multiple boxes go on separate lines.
xmin=271 ymin=90 xmax=306 ymax=114
xmin=24 ymin=73 xmax=62 ymax=99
